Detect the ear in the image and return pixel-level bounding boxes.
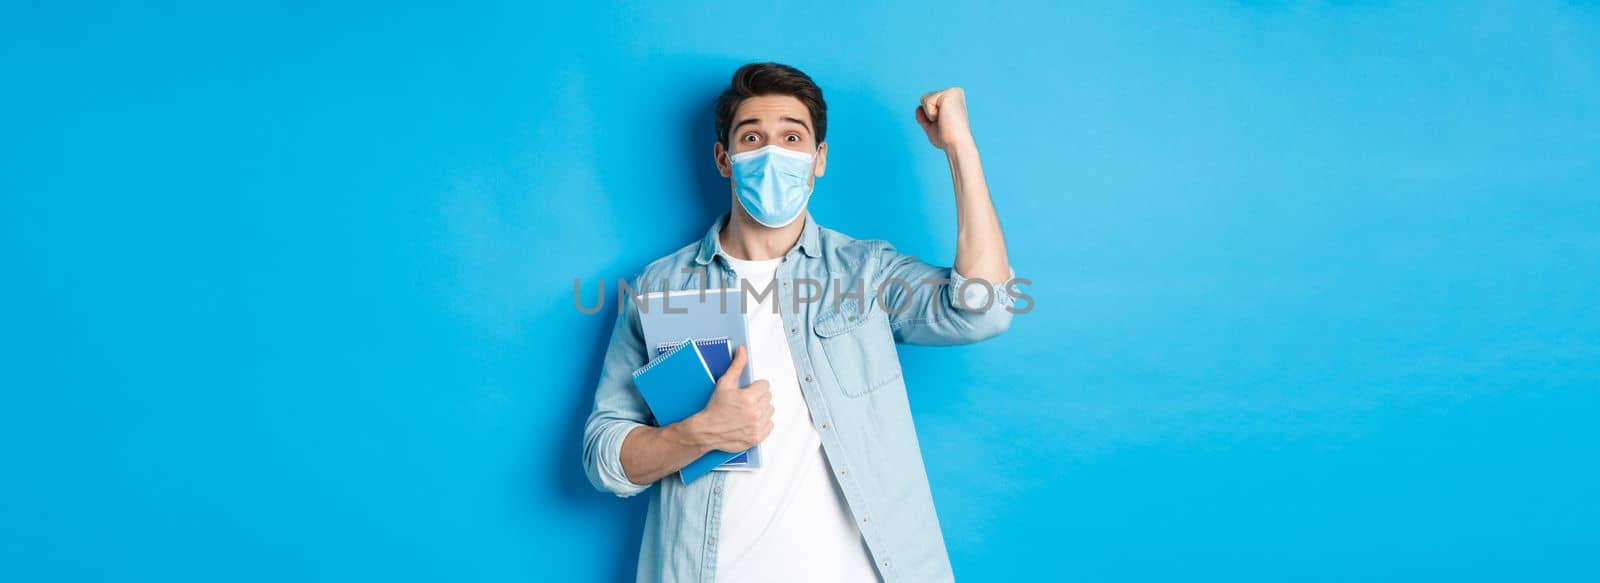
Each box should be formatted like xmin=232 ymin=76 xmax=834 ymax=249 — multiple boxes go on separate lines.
xmin=714 ymin=142 xmax=732 ymax=178
xmin=813 ymin=142 xmax=827 ymax=178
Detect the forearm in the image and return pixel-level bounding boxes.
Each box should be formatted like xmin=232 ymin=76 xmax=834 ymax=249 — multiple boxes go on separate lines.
xmin=945 ymin=140 xmax=1010 ymax=283
xmin=618 ymin=419 xmax=710 ymax=486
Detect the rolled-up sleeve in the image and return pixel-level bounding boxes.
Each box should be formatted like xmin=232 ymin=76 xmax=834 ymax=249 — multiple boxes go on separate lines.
xmin=876 ymin=242 xmax=1017 ymax=346
xmin=581 ymin=285 xmax=652 ymax=498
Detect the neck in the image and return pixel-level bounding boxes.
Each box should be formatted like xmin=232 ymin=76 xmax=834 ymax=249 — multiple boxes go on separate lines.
xmin=720 ymin=208 xmax=805 ymax=261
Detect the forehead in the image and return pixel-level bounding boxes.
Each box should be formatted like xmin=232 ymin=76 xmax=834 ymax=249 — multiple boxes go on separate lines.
xmin=732 ymin=95 xmax=812 ymax=129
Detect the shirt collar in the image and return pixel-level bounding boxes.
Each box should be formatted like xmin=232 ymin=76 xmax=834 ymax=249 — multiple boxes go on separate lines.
xmin=694 ymin=210 xmax=823 ymax=265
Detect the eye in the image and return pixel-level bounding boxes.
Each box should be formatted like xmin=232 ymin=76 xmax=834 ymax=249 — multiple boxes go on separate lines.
xmin=742 ymin=133 xmax=759 ymax=143
xmin=785 ymin=134 xmax=800 ymax=142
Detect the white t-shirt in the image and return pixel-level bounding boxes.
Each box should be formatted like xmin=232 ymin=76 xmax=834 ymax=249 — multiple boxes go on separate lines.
xmin=715 ymin=255 xmax=880 ymax=583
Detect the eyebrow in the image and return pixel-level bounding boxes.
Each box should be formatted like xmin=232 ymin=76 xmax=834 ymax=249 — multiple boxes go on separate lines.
xmin=732 ymin=116 xmax=812 ymax=135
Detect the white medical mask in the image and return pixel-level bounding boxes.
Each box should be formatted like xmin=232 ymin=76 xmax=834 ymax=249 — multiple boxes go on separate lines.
xmin=729 ymin=144 xmax=816 ymax=228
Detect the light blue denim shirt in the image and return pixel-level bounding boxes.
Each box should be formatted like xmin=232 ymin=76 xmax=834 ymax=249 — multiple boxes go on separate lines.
xmin=582 ymin=212 xmax=1016 ymax=583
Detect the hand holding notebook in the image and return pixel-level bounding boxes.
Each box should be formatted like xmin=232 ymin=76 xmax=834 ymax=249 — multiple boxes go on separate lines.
xmin=636 ymin=288 xmax=764 ymax=471
xmin=654 ymin=337 xmax=753 ymax=470
xmin=678 ymin=344 xmax=773 ymax=457
xmin=632 ymin=340 xmax=770 ymax=483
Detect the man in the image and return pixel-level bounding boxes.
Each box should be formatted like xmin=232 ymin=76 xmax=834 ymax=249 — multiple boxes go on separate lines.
xmin=582 ymin=62 xmax=1017 ymax=583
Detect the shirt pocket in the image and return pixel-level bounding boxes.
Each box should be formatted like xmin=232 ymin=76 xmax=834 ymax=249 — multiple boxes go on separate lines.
xmin=813 ymin=299 xmax=903 ymax=398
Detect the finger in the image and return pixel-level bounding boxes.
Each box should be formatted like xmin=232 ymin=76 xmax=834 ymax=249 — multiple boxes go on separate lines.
xmin=914 ymin=105 xmax=932 ymax=128
xmin=717 ymin=345 xmax=748 ymax=390
xmin=921 ymin=93 xmax=941 ymax=120
xmin=745 ymin=379 xmax=771 ymax=395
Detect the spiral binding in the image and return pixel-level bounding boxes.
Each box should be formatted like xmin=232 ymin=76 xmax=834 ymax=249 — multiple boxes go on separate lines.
xmin=631 ymin=338 xmax=699 ymax=377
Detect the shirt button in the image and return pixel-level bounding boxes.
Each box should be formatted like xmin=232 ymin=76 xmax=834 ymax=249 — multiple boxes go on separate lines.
xmin=881 ymin=560 xmax=891 ymax=569
xmin=713 ymin=485 xmax=722 ymax=494
xmin=838 ymin=468 xmax=848 ymax=477
xmin=862 ymin=516 xmax=870 ymax=524
xmin=790 ymin=327 xmax=798 ymax=335
xmin=803 ymin=374 xmax=813 ymax=382
xmin=819 ymin=422 xmax=829 ymax=430
xmin=708 ymin=537 xmax=717 ymax=546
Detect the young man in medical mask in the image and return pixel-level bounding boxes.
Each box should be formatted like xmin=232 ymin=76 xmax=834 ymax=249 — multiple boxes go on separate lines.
xmin=583 ymin=62 xmax=1017 ymax=583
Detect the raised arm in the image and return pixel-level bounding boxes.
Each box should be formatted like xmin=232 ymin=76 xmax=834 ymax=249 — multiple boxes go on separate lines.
xmin=916 ymin=87 xmax=1010 ymax=283
xmin=870 ymin=88 xmax=1016 ymax=346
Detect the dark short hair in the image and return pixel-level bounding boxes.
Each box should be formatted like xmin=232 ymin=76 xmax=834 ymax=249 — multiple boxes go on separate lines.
xmin=714 ymin=62 xmax=827 ymax=147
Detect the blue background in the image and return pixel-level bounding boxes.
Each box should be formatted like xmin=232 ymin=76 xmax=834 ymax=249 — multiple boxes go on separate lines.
xmin=3 ymin=2 xmax=1598 ymax=581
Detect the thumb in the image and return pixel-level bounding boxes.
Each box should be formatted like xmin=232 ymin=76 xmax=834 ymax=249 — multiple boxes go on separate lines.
xmin=716 ymin=345 xmax=748 ymax=391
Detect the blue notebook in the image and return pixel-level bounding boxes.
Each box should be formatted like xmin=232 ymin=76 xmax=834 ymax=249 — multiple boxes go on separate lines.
xmin=637 ymin=288 xmax=763 ymax=471
xmin=654 ymin=338 xmax=753 ymax=469
xmin=631 ymin=338 xmax=747 ymax=483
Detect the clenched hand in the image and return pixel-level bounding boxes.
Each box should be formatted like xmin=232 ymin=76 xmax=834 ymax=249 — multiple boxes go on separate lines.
xmin=915 ymin=86 xmax=975 ymax=151
xmin=682 ymin=345 xmax=774 ymax=452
